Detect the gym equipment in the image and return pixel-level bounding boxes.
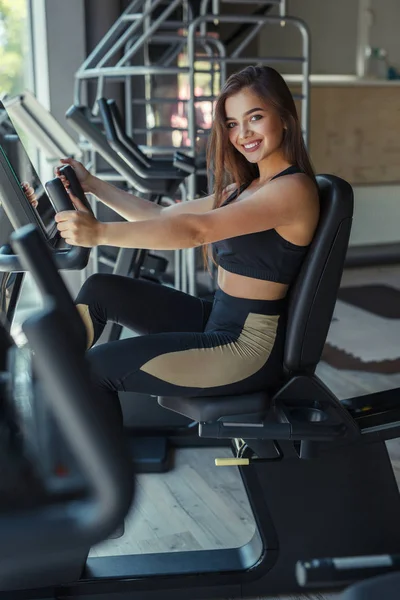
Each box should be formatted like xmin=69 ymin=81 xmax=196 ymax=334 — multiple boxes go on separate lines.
xmin=103 ymin=98 xmax=200 ymax=175
xmin=0 ymin=102 xmax=89 ymax=272
xmin=66 ymin=104 xmax=178 ymax=196
xmin=45 ymin=166 xmax=93 ymax=214
xmin=0 ymin=99 xmax=209 ymax=474
xmin=2 ymin=174 xmax=400 ymax=600
xmin=0 ymin=223 xmax=134 ymax=590
xmin=65 ymin=103 xmax=182 ymax=292
xmin=97 ymin=97 xmax=188 ymax=192
xmin=3 ymin=89 xmax=82 ymax=162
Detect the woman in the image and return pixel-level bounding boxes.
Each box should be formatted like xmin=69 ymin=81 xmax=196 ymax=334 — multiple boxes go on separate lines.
xmin=54 ymin=65 xmax=320 ymax=421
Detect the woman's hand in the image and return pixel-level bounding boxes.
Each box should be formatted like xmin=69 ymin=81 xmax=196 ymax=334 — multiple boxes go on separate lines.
xmin=55 ymin=158 xmax=94 ymax=194
xmin=22 ymin=182 xmax=38 ymax=208
xmin=55 ymin=193 xmax=104 ymax=247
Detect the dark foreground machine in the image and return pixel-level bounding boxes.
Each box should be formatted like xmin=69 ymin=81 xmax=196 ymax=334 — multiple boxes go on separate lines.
xmin=0 ymin=223 xmax=134 ymax=590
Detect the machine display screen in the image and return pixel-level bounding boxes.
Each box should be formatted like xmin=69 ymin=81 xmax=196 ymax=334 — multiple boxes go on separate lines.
xmin=0 ymin=101 xmax=58 ymax=244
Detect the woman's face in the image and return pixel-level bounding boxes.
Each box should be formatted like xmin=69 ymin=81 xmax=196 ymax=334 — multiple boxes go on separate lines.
xmin=224 ymin=87 xmax=285 ymax=164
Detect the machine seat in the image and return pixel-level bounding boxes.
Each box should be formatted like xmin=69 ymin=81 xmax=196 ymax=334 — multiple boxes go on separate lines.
xmin=159 ymin=175 xmax=359 ymax=454
xmin=158 ymin=390 xmax=269 ymax=423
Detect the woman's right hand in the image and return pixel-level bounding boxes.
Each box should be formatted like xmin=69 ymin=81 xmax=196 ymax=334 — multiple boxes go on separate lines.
xmin=55 ymin=158 xmax=94 ymax=194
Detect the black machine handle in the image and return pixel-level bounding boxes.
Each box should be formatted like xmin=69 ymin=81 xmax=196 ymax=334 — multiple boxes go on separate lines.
xmin=296 ymin=554 xmax=400 ymax=588
xmin=45 ymin=168 xmax=93 ymax=214
xmin=59 ymin=164 xmax=93 ymax=212
xmin=45 ymin=177 xmax=73 ymax=213
xmin=0 ymin=224 xmax=134 ymax=582
xmin=0 ymin=179 xmax=90 ymax=272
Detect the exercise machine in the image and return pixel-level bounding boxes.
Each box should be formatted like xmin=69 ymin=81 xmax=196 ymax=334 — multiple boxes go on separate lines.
xmin=4 ymin=90 xmax=82 ymax=163
xmin=0 ymin=223 xmax=134 ymax=591
xmin=2 ymin=169 xmax=400 ymax=598
xmin=0 ymin=100 xmax=221 ymax=474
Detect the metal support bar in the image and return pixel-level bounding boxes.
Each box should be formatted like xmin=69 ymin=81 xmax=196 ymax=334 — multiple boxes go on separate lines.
xmin=96 ymin=0 xmax=167 ymax=69
xmin=221 ymin=0 xmax=283 ymax=3
xmin=206 ymin=56 xmax=306 ymax=64
xmin=76 ymin=66 xmax=189 ymax=78
xmin=78 ymin=0 xmax=142 ymax=71
xmin=121 ymin=14 xmax=145 ymax=21
xmin=131 ymin=96 xmax=216 ymax=104
xmin=117 ymin=0 xmax=185 ymax=67
xmin=231 ymin=21 xmax=265 ymax=59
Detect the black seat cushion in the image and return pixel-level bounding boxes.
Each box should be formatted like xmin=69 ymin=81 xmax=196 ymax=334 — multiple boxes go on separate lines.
xmin=158 ymin=390 xmax=269 ymax=422
xmin=284 ymin=174 xmax=353 ymax=373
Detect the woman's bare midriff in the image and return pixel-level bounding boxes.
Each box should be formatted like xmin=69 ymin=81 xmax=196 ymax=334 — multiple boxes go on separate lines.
xmin=217 ymin=266 xmax=289 ymax=301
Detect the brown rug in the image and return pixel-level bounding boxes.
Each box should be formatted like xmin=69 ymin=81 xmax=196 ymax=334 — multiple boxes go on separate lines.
xmin=322 ymin=284 xmax=400 ymax=373
xmin=322 ymin=343 xmax=400 ymax=374
xmin=337 ymin=284 xmax=400 ymax=319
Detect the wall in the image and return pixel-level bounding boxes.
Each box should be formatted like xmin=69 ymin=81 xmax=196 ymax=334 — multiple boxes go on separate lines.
xmin=260 ymin=0 xmax=400 ymax=75
xmin=259 ymin=0 xmax=359 ymax=74
xmin=32 ymin=0 xmax=86 ymax=138
xmin=351 ymin=186 xmax=400 ymax=245
xmin=258 ymin=0 xmax=400 ymax=247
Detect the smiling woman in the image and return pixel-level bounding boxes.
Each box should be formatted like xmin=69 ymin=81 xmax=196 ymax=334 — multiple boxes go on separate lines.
xmin=226 ymin=99 xmax=284 ymax=159
xmin=49 ymin=64 xmax=319 ymax=419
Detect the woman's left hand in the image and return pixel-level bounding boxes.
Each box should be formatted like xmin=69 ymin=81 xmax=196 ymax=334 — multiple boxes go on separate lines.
xmin=22 ymin=182 xmax=38 ymax=208
xmin=55 ymin=193 xmax=103 ymax=247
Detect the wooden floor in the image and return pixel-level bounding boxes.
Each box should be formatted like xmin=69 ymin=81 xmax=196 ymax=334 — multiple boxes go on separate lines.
xmin=89 ymin=265 xmax=400 ymax=599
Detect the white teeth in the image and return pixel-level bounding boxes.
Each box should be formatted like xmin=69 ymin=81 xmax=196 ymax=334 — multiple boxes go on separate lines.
xmin=244 ymin=141 xmax=261 ymax=149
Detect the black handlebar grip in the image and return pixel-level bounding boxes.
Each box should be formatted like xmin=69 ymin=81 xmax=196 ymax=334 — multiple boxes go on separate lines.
xmin=45 ymin=177 xmax=74 ymax=213
xmin=59 ymin=165 xmax=92 ymax=212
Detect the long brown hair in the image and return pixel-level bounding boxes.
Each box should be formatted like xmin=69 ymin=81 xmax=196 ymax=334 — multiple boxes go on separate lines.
xmin=204 ymin=64 xmax=316 ymax=269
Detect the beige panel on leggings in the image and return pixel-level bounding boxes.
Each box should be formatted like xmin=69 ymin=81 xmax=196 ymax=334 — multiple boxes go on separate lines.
xmin=140 ymin=312 xmax=279 ymax=388
xmin=76 ymin=303 xmax=94 ymax=349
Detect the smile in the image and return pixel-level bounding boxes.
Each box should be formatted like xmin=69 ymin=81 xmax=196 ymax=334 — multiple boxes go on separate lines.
xmin=242 ymin=140 xmax=262 ymax=152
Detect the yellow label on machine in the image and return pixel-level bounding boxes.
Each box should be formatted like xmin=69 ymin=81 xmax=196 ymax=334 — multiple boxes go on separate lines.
xmin=215 ymin=458 xmax=250 ymax=467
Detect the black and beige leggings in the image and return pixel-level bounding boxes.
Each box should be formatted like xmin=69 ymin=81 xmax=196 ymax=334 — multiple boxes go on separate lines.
xmin=76 ymin=274 xmax=287 ymax=424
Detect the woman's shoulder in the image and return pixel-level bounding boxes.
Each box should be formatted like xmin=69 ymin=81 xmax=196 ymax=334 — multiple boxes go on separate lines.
xmin=268 ymin=168 xmax=318 ymax=198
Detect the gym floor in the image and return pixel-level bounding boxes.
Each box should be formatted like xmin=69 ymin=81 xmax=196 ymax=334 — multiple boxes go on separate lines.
xmin=87 ymin=263 xmax=400 ymax=600
xmin=12 ymin=264 xmax=400 ymax=599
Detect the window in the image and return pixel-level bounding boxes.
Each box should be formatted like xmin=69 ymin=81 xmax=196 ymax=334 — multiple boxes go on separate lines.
xmin=0 ymin=0 xmax=29 ymax=97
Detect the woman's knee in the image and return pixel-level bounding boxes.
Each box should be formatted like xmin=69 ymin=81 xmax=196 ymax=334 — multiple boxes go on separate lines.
xmin=86 ymin=343 xmax=118 ymax=391
xmin=76 ymin=273 xmax=113 ymax=305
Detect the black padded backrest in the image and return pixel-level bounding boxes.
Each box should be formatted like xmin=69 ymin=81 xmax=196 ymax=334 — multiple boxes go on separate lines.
xmin=284 ymin=174 xmax=353 ymax=374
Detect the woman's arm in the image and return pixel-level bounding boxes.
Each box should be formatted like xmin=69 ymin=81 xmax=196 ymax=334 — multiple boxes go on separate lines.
xmin=58 ymin=158 xmax=234 ymax=222
xmin=58 ymin=157 xmax=162 ymax=222
xmin=56 ymin=175 xmax=317 ymax=250
xmin=89 ymin=178 xmax=222 ymax=220
xmin=89 ymin=177 xmax=162 ymax=222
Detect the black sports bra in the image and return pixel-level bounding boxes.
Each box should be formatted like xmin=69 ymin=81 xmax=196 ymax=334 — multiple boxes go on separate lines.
xmin=213 ymin=165 xmax=311 ymax=284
